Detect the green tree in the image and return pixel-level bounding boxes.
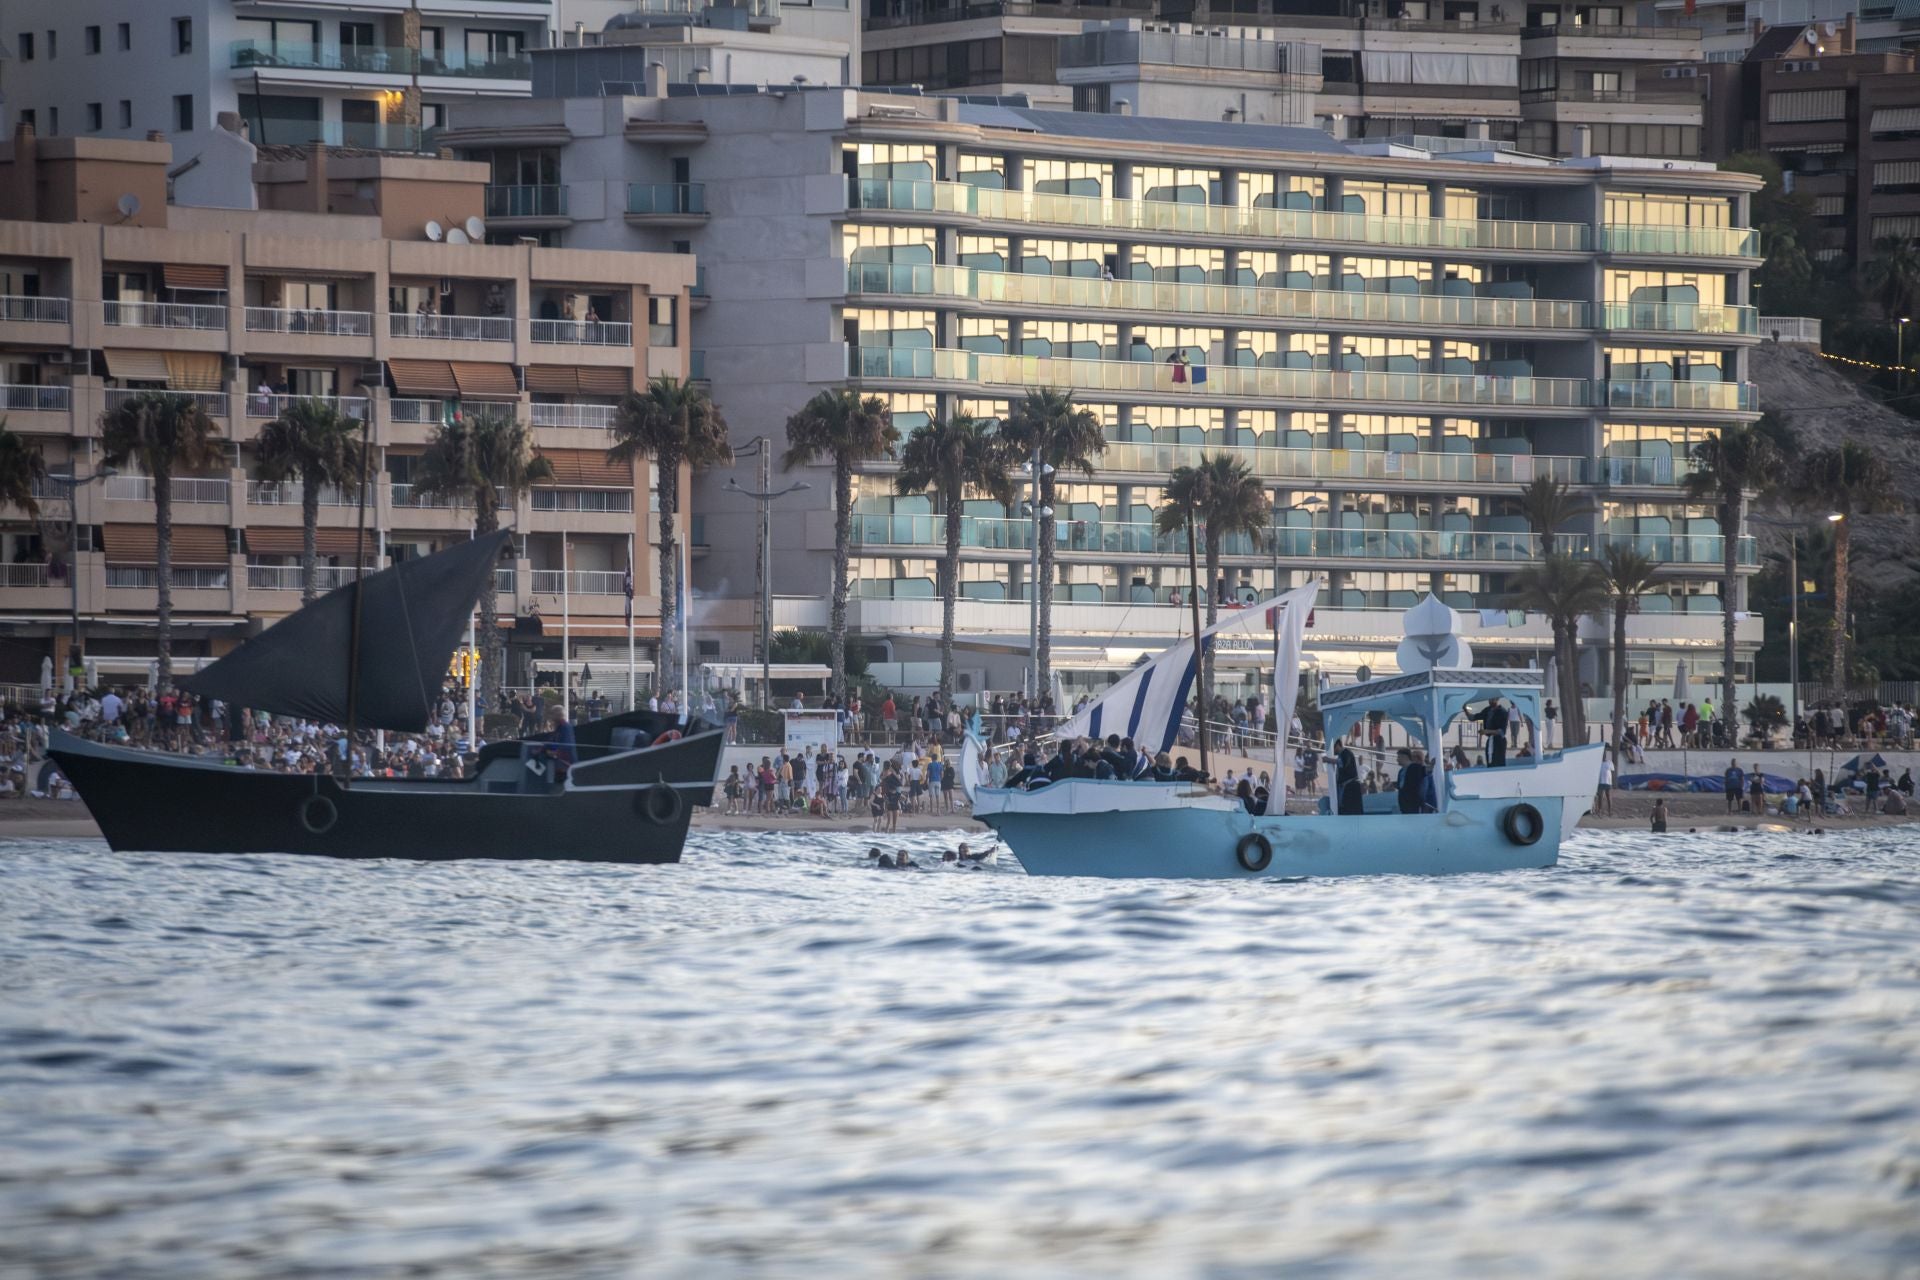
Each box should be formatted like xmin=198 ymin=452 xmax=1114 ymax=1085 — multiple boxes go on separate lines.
xmin=1685 ymin=421 xmax=1783 ymax=721
xmin=610 ymin=375 xmax=733 ymax=697
xmin=1863 ymin=235 xmax=1920 ymax=322
xmin=1152 ymin=454 xmax=1271 ymax=711
xmin=1598 ymin=543 xmax=1661 ymax=759
xmin=1792 ymin=442 xmax=1902 ymax=688
xmin=412 ymin=410 xmax=553 ymax=704
xmin=1722 ymin=151 xmax=1819 ymax=312
xmin=98 ymin=392 xmax=223 ymax=691
xmin=0 ymin=419 xmax=46 ymax=518
xmin=893 ymin=414 xmax=1016 ymax=711
xmin=1516 ymin=474 xmax=1595 ymax=558
xmin=252 ymin=398 xmax=367 ymax=605
xmin=1000 ymin=389 xmax=1106 ymax=709
xmin=782 ymin=389 xmax=897 ymax=704
xmin=1509 ymin=553 xmax=1610 ymax=747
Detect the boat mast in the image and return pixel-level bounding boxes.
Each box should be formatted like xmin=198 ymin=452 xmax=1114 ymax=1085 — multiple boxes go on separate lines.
xmin=1186 ymin=510 xmax=1208 ymax=778
xmin=342 ymin=411 xmax=372 ymax=789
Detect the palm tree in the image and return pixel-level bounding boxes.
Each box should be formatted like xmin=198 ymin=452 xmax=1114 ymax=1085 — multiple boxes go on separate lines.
xmin=609 ymin=375 xmax=733 ymax=698
xmin=412 ymin=410 xmax=553 ymax=704
xmin=1793 ymin=442 xmax=1901 ymax=688
xmin=893 ymin=414 xmax=1016 ymax=711
xmin=1000 ymin=389 xmax=1106 ymax=709
xmin=1516 ymin=474 xmax=1595 ymax=558
xmin=1863 ymin=235 xmax=1920 ymax=321
xmin=0 ymin=419 xmax=45 ymax=518
xmin=1150 ymin=458 xmax=1271 ymax=724
xmin=1509 ymin=552 xmax=1610 ymax=747
xmin=1685 ymin=421 xmax=1783 ymax=721
xmin=99 ymin=392 xmax=223 ymax=692
xmin=783 ymin=389 xmax=897 ymax=703
xmin=1598 ymin=543 xmax=1661 ymax=759
xmin=252 ymin=398 xmax=366 ymax=605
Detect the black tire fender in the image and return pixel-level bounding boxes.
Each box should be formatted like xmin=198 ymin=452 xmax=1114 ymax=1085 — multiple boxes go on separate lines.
xmin=298 ymin=793 xmax=339 ymax=836
xmin=1502 ymin=802 xmax=1545 ymax=846
xmin=1236 ymin=832 xmax=1273 ymax=872
xmin=641 ymin=780 xmax=684 ymax=826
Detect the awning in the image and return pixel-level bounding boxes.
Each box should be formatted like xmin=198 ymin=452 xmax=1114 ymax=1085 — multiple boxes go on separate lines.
xmin=244 ymin=527 xmax=374 ymax=558
xmin=526 ymin=365 xmax=632 ymax=395
xmin=539 ymin=449 xmax=633 ymax=487
xmin=163 ymin=263 xmax=228 ymax=292
xmin=164 ymin=351 xmax=223 ymax=391
xmin=104 ymin=349 xmax=171 ymax=383
xmin=1872 ymin=107 xmax=1920 ymax=133
xmin=450 ymin=361 xmax=519 ymax=398
xmin=105 ymin=522 xmax=229 ymax=565
xmin=387 ymin=359 xmax=459 ymax=398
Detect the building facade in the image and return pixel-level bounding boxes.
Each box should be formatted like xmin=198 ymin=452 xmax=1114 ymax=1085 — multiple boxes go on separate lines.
xmin=0 ymin=128 xmax=694 ymax=694
xmin=443 ymin=76 xmax=1765 ymax=700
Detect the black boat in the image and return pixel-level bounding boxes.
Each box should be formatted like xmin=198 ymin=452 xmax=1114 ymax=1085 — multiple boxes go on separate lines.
xmin=49 ymin=531 xmax=723 ymax=863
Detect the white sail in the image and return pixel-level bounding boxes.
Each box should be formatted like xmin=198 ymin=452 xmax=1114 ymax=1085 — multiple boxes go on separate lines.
xmin=1268 ymin=583 xmax=1318 ymax=810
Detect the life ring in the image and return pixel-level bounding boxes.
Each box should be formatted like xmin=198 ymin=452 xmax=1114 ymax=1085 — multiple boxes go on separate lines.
xmin=298 ymin=793 xmax=339 ymax=836
xmin=641 ymin=780 xmax=684 ymax=825
xmin=653 ymin=729 xmax=682 ymax=745
xmin=1235 ymin=832 xmax=1273 ymax=872
xmin=1501 ymin=802 xmax=1545 ymax=846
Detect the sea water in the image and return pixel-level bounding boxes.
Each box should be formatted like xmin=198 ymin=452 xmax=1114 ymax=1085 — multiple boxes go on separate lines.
xmin=1 ymin=828 xmax=1917 ymax=1278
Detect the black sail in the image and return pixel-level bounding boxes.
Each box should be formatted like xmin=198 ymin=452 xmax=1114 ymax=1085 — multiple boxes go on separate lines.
xmin=179 ymin=531 xmax=512 ymax=732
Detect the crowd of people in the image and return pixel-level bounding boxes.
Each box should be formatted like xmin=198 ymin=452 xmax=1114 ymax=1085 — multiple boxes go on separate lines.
xmin=719 ymin=739 xmax=963 ymax=827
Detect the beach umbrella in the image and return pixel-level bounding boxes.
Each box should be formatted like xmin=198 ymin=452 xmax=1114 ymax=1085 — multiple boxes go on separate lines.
xmin=1839 ymin=752 xmax=1888 ymax=776
xmin=580 ymin=663 xmax=594 ymax=685
xmin=1672 ymin=660 xmax=1690 ymax=704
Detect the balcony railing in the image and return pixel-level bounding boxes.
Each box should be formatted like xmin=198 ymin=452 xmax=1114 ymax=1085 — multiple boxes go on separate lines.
xmin=389 ymin=483 xmax=465 ymax=509
xmin=1601 ymin=302 xmax=1758 ymax=335
xmin=1600 ymin=379 xmax=1757 ymax=412
xmin=495 ymin=567 xmax=517 ymax=595
xmin=105 ymin=475 xmax=231 ymax=504
xmin=389 ymin=399 xmax=446 ymax=425
xmin=231 ymin=39 xmax=417 ymax=73
xmin=247 ymin=480 xmax=368 ymax=507
xmin=244 ymin=306 xmax=373 ymax=337
xmin=848 ymin=261 xmax=1594 ymax=330
xmin=104 ymin=300 xmax=227 ymax=330
xmin=389 ymin=312 xmax=514 ymax=342
xmin=1602 ymin=224 xmax=1762 ymax=258
xmin=851 ymin=346 xmax=1594 ymax=409
xmin=485 ymin=184 xmax=569 ymax=219
xmin=625 ymin=183 xmax=708 ymax=216
xmin=0 ymin=384 xmax=70 ymax=412
xmin=107 ymin=566 xmax=231 ymax=589
xmin=531 ymin=489 xmax=635 ymax=513
xmin=1519 ymin=87 xmax=1701 ymax=105
xmin=0 ymin=295 xmax=70 ymax=323
xmin=530 ymin=569 xmax=627 ymax=594
xmin=850 ymin=178 xmax=1593 ymax=254
xmin=420 ymin=48 xmax=532 ymax=79
xmin=103 ymin=388 xmax=228 ymax=416
xmin=243 ymin=118 xmax=430 ymax=152
xmin=1521 ymin=23 xmax=1699 ymax=38
xmin=247 ymin=564 xmax=367 ymax=591
xmin=246 ymin=393 xmax=371 ymax=420
xmin=531 ymin=318 xmax=633 ymax=346
xmin=530 ymin=402 xmax=619 ymax=429
xmin=0 ymin=563 xmax=50 ymax=587
xmin=1095 ymin=440 xmax=1590 ymax=486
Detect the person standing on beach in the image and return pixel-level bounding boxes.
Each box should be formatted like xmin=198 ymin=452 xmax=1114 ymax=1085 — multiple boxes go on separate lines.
xmin=1596 ymin=751 xmax=1614 ymax=816
xmin=1724 ymin=759 xmax=1744 ymax=813
xmin=1650 ymin=797 xmax=1669 ymax=833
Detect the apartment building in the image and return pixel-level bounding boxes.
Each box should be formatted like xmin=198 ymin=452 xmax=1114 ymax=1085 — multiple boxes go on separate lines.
xmin=443 ymin=74 xmax=1765 ymax=697
xmin=862 ymin=2 xmax=1710 ymax=160
xmin=0 ymin=126 xmax=694 ymax=690
xmin=1648 ymin=0 xmax=1919 ymax=62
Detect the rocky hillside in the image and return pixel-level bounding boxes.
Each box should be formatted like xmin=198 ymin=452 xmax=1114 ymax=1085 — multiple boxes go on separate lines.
xmin=1746 ymin=341 xmax=1918 ymax=589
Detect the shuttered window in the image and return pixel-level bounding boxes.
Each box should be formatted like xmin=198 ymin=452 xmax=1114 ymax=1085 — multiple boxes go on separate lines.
xmin=104 ymin=523 xmax=229 ymax=564
xmin=1870 ymin=107 xmax=1920 ymax=134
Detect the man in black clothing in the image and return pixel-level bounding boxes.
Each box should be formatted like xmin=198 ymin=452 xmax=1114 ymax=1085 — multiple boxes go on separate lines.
xmin=1469 ymin=698 xmax=1509 ymax=767
xmin=1335 ymin=737 xmax=1363 ymax=814
xmin=1172 ymin=755 xmax=1206 ymax=783
xmin=1396 ymin=751 xmax=1428 ymax=814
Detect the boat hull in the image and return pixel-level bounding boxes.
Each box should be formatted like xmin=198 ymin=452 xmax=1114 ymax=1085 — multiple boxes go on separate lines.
xmin=47 ymin=728 xmax=724 ymax=863
xmin=976 ymin=781 xmax=1564 ymax=880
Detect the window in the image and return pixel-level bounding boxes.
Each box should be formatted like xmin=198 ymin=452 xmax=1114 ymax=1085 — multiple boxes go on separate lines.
xmin=174 ymin=94 xmax=193 ymax=132
xmin=46 ymin=107 xmax=57 ymax=135
xmin=85 ymin=25 xmax=100 ymax=54
xmin=464 ymin=29 xmax=525 ymax=68
xmin=419 ymin=26 xmax=445 ymax=63
xmin=16 ymin=109 xmax=33 ymax=131
xmin=86 ymin=102 xmax=102 ymax=132
xmin=173 ymin=17 xmax=192 ymax=54
xmin=118 ymin=100 xmax=132 ymax=129
xmin=1590 ymin=71 xmax=1621 ymax=94
xmin=421 ymin=102 xmax=447 ymax=130
xmin=649 ymin=296 xmax=677 ymax=347
xmin=117 ymin=22 xmax=130 ymax=50
xmin=235 ymin=19 xmax=319 ymax=62
xmin=16 ymin=33 xmax=32 ymax=60
xmin=45 ymin=30 xmax=55 ymax=58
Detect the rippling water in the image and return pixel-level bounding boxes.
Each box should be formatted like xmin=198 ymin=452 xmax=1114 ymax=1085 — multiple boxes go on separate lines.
xmin=3 ymin=827 xmax=1918 ymax=1278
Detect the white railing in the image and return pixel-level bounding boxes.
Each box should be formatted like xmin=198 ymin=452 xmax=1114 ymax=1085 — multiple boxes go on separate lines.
xmin=1760 ymin=316 xmax=1822 ymax=348
xmin=387 ymin=398 xmax=445 ymax=424
xmin=246 ymin=563 xmax=366 ymax=591
xmin=246 ymin=481 xmax=368 ymax=507
xmin=530 ymin=402 xmax=619 ymax=429
xmin=245 ymin=393 xmax=371 ymax=420
xmin=103 ymin=388 xmax=228 ymax=416
xmin=531 ymin=489 xmax=635 ymax=513
xmin=0 ymin=295 xmax=70 ymax=323
xmin=105 ymin=475 xmax=231 ymax=504
xmin=106 ymin=566 xmax=231 ymax=589
xmin=389 ymin=312 xmax=513 ymax=342
xmin=531 ymin=569 xmax=627 ymax=595
xmin=1 ymin=563 xmax=50 ymax=587
xmin=494 ymin=567 xmax=518 ymax=594
xmin=104 ymin=300 xmax=228 ymax=330
xmin=0 ymin=384 xmax=70 ymax=412
xmin=243 ymin=307 xmax=374 ymax=337
xmin=531 ymin=318 xmax=634 ymax=346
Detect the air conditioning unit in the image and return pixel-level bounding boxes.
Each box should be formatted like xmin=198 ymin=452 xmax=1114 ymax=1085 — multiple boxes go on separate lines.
xmin=51 ymin=349 xmax=82 ymax=367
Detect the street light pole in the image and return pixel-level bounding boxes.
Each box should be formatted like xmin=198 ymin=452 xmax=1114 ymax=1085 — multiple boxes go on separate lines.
xmin=1897 ymin=318 xmax=1911 ymax=395
xmin=1022 ymin=451 xmax=1052 ymax=703
xmin=725 ymin=464 xmax=810 ymax=712
xmin=46 ymin=464 xmax=117 ymax=691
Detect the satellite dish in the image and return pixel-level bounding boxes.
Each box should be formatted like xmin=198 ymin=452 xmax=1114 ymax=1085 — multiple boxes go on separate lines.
xmin=425 ymin=220 xmax=444 ymax=242
xmin=116 ymin=193 xmax=142 ymax=218
xmin=465 ymin=216 xmax=486 ymax=240
xmin=446 ymin=227 xmax=470 ymax=245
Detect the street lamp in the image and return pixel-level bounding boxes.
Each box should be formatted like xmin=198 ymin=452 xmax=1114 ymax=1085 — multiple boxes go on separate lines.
xmin=1752 ymin=512 xmax=1841 ymax=739
xmin=1896 ymin=318 xmax=1911 ymax=394
xmin=1021 ymin=455 xmax=1054 ymax=701
xmin=42 ymin=465 xmax=117 ymax=692
xmin=725 ymin=458 xmax=810 ymax=711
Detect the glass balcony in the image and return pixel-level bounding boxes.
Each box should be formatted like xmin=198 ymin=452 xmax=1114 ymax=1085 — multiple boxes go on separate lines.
xmin=531 ymin=318 xmax=633 ymax=346
xmin=849 ymin=178 xmax=1592 ymax=254
xmin=1601 ymin=224 xmax=1762 ymax=258
xmin=0 ymin=384 xmax=70 ymax=412
xmin=851 ymin=346 xmax=1594 ymax=409
xmin=389 ymin=312 xmax=514 ymax=342
xmin=245 ymin=393 xmax=370 ymax=420
xmin=104 ymin=300 xmax=227 ymax=330
xmin=848 ymin=261 xmax=1594 ymax=330
xmin=1096 ymin=440 xmax=1589 ymax=486
xmin=1600 ymin=379 xmax=1757 ymax=412
xmin=530 ymin=403 xmax=619 ymax=429
xmin=419 ymin=47 xmax=532 ymax=79
xmin=1603 ymin=533 xmax=1757 ymax=565
xmin=626 ymin=183 xmax=707 ymax=216
xmin=485 ymin=184 xmax=568 ymax=219
xmin=0 ymin=295 xmax=70 ymax=323
xmin=243 ymin=118 xmax=429 ymax=153
xmin=244 ymin=306 xmax=373 ymax=337
xmin=1601 ymin=302 xmax=1758 ymax=335
xmin=104 ymin=475 xmax=230 ymax=504
xmin=231 ymin=40 xmax=416 ymax=73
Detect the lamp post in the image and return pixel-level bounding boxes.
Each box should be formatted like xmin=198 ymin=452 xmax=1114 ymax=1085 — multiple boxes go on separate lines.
xmin=725 ymin=458 xmax=810 ymax=711
xmin=1897 ymin=317 xmax=1911 ymax=394
xmin=1752 ymin=512 xmax=1841 ymax=742
xmin=1021 ymin=452 xmax=1053 ymax=702
xmin=43 ymin=465 xmax=117 ymax=691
